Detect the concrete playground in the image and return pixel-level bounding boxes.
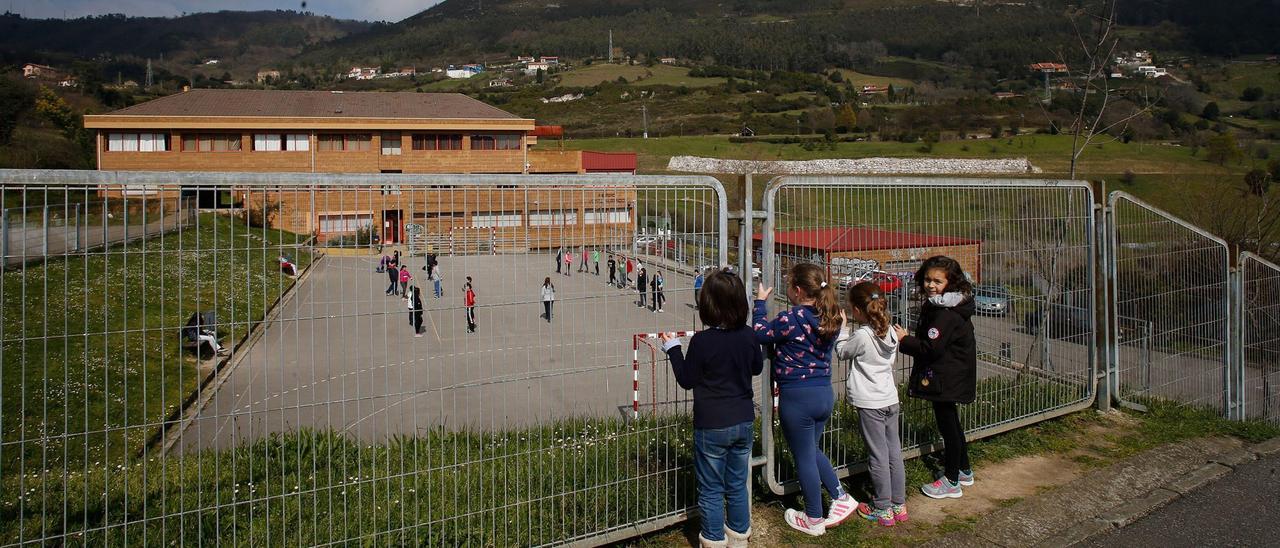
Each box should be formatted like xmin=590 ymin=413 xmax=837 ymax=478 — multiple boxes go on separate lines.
xmin=178 ymin=252 xmax=703 ymax=452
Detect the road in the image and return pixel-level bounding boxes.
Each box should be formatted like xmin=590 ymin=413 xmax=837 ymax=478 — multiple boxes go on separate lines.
xmin=1082 ymin=453 xmax=1280 ymax=547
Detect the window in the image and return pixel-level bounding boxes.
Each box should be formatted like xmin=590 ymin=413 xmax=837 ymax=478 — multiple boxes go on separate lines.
xmin=471 ymin=213 xmax=523 ymax=228
xmin=106 ymin=132 xmax=169 ymax=152
xmin=411 ymin=133 xmax=463 ymax=151
xmin=584 ymin=209 xmax=631 ymax=224
xmin=318 ymin=213 xmax=373 ymax=234
xmin=471 ymin=134 xmax=521 ymax=150
xmin=528 ymin=210 xmax=577 ymax=226
xmin=252 ymin=133 xmax=309 ymax=152
xmin=381 ymin=133 xmax=402 ymax=155
xmin=182 ymin=133 xmax=242 ymax=152
xmin=317 ymin=134 xmax=371 ymax=152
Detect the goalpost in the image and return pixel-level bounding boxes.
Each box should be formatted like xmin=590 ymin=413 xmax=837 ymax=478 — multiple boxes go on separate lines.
xmin=631 ymin=331 xmax=697 ymax=418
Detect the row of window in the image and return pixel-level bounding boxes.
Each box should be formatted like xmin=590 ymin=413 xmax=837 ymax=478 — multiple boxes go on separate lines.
xmin=318 ymin=209 xmax=631 ymax=234
xmin=105 ymin=132 xmax=523 ymax=153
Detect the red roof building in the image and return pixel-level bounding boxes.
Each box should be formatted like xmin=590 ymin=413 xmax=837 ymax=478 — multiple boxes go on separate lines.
xmin=582 ymin=151 xmax=637 ymax=174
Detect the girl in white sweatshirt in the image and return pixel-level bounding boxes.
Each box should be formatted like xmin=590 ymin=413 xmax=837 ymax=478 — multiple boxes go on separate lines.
xmin=834 ymin=281 xmax=907 ymax=527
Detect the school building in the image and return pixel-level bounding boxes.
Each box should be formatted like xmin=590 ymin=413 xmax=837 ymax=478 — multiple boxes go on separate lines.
xmin=81 ymin=89 xmax=639 ymax=248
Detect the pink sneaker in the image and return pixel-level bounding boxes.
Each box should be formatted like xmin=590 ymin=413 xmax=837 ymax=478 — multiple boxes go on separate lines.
xmin=783 ymin=508 xmax=825 ymax=536
xmin=856 ymin=502 xmax=895 ymax=527
xmin=824 ymin=494 xmax=857 ymax=527
xmin=892 ymin=504 xmax=909 ymax=523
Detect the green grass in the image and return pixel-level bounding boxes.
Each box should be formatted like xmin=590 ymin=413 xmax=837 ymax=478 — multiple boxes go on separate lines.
xmin=0 ymin=417 xmax=695 ymax=545
xmin=831 ymin=69 xmax=915 ymax=89
xmin=0 ymin=213 xmax=311 ymax=543
xmin=556 ymin=64 xmax=727 ymax=88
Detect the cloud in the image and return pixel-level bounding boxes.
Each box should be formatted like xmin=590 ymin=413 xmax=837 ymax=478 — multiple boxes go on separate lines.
xmin=13 ymin=1 xmax=443 ymax=22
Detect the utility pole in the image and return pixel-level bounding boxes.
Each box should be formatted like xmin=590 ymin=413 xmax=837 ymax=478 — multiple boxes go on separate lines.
xmin=641 ymin=104 xmax=649 ymax=139
xmin=145 ymin=59 xmax=153 ymax=88
xmin=609 ymin=30 xmax=614 ymax=63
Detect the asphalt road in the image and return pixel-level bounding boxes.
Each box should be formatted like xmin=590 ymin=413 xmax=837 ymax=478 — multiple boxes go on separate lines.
xmin=1083 ymin=453 xmax=1280 ymax=547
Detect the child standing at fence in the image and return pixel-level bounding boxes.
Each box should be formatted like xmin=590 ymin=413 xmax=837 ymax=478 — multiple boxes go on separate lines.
xmin=658 ymin=268 xmax=762 ymax=548
xmin=753 ymin=263 xmax=857 ymax=536
xmin=894 ymin=255 xmax=977 ymax=499
xmin=836 ymin=282 xmax=907 ymax=526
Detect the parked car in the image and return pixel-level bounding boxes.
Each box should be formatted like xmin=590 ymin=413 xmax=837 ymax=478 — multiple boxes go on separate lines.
xmin=974 ymin=284 xmax=1011 ymax=316
xmin=837 ymin=269 xmax=904 ymax=294
xmin=1023 ymin=301 xmax=1092 ymax=343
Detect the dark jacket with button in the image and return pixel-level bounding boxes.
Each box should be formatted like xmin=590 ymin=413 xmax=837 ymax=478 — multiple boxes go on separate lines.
xmin=901 ymin=295 xmax=977 ymax=403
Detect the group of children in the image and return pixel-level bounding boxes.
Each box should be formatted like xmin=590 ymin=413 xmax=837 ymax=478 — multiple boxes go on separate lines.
xmin=380 ymin=251 xmax=477 ymax=335
xmin=660 ymin=255 xmax=978 ymax=546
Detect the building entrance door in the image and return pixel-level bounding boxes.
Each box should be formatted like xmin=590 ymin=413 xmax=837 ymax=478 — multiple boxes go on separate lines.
xmin=383 ymin=210 xmax=402 ymax=244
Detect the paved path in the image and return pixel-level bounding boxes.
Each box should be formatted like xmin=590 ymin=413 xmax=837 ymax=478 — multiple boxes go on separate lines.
xmin=1083 ymin=452 xmax=1280 ymax=547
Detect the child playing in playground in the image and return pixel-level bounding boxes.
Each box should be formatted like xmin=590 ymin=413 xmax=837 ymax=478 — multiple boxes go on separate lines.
xmin=893 ymin=255 xmax=977 ymax=499
xmin=835 ymin=282 xmax=907 ymax=527
xmin=659 ymin=268 xmax=762 ymax=548
xmin=753 ymin=263 xmax=856 ymax=535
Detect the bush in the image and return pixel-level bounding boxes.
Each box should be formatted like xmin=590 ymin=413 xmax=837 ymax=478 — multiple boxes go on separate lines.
xmin=1241 ymin=86 xmax=1264 ymax=102
xmin=324 ymin=225 xmax=376 ymax=248
xmin=240 ymin=200 xmax=280 ymax=229
xmin=1119 ymin=170 xmax=1136 ymax=185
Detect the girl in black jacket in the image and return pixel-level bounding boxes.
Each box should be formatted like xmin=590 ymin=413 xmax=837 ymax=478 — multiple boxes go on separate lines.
xmin=894 ymin=256 xmax=977 ymax=500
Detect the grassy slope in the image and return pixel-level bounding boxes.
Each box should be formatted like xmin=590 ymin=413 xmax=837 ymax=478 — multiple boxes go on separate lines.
xmin=0 ymin=214 xmax=311 ymax=542
xmin=556 ymin=64 xmax=727 ymax=88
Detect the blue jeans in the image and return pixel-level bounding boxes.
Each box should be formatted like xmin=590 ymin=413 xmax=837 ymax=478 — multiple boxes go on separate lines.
xmin=779 ymin=384 xmax=844 ymax=519
xmin=693 ymin=421 xmax=753 ymax=541
xmin=433 ymin=279 xmax=442 ymax=298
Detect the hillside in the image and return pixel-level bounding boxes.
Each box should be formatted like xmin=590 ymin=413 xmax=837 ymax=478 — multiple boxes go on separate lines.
xmin=0 ymin=11 xmax=371 ymax=83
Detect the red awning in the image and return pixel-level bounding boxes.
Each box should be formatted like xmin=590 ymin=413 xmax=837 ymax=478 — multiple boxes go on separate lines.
xmin=530 ymin=125 xmax=564 ymax=137
xmin=581 ymin=151 xmax=637 ymax=173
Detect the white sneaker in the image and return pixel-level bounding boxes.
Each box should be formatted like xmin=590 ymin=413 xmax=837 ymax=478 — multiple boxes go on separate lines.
xmin=824 ymin=494 xmax=857 ymax=527
xmin=783 ymin=508 xmax=825 ymax=536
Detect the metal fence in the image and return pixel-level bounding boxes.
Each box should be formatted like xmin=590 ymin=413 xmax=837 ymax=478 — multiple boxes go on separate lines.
xmin=3 ymin=169 xmax=1278 ymax=546
xmin=759 ymin=176 xmax=1098 ymax=494
xmin=2 ymin=196 xmax=195 ymax=269
xmin=1107 ymin=192 xmax=1232 ymax=415
xmin=0 ymin=171 xmax=728 ymax=546
xmin=1241 ymin=253 xmax=1280 ymax=425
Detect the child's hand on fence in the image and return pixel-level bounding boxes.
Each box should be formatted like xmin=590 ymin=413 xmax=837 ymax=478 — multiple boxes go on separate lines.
xmin=756 ymin=283 xmax=773 ymax=301
xmin=657 ymin=332 xmax=676 ymax=343
xmin=893 ymin=324 xmax=909 ymax=339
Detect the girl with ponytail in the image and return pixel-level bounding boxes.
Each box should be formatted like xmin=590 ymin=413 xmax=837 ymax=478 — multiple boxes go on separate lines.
xmin=835 ymin=282 xmax=907 ymax=527
xmin=753 ymin=262 xmax=856 ymax=535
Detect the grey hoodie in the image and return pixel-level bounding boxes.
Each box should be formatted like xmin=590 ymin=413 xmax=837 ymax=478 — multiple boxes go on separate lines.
xmin=834 ymin=322 xmax=901 ymax=409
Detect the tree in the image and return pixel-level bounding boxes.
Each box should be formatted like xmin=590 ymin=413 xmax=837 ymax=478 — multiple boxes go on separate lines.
xmin=1045 ymin=0 xmax=1161 ymax=179
xmin=1205 ymin=132 xmax=1240 ymax=166
xmin=1201 ymin=101 xmax=1220 ymax=120
xmin=1241 ymin=86 xmax=1264 ymax=102
xmin=1246 ymin=169 xmax=1271 ymax=197
xmin=0 ymin=76 xmax=36 ymax=145
xmin=536 ymin=68 xmax=545 ymax=84
xmin=836 ymin=103 xmax=857 ymax=132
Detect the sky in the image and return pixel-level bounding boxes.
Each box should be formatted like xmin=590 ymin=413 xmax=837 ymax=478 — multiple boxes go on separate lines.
xmin=7 ymin=1 xmax=445 ymax=22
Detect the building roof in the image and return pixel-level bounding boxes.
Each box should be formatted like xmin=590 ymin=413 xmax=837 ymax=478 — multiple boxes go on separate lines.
xmin=753 ymin=227 xmax=979 ymax=253
xmin=582 ymin=151 xmax=637 ymax=173
xmin=98 ymin=89 xmax=522 ymax=120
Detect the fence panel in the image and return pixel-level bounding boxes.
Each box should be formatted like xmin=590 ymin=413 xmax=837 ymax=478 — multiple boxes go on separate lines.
xmin=759 ymin=176 xmax=1097 ymax=495
xmin=0 ymin=170 xmax=727 ymax=547
xmin=3 ymin=196 xmax=194 ymax=269
xmin=1241 ymin=253 xmax=1280 ymax=425
xmin=1107 ymin=192 xmax=1231 ymax=415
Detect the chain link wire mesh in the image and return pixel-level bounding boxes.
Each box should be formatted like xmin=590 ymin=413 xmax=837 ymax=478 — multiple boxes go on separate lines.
xmin=759 ymin=176 xmax=1097 ymax=494
xmin=1108 ymin=192 xmax=1231 ymax=415
xmin=0 ymin=172 xmax=726 ymax=546
xmin=1241 ymin=253 xmax=1280 ymax=426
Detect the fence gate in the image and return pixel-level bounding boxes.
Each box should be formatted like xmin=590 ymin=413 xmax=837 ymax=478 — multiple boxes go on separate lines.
xmin=759 ymin=176 xmax=1098 ymax=495
xmin=1240 ymin=252 xmax=1280 ymax=425
xmin=0 ymin=170 xmax=728 ymax=547
xmin=1107 ymin=192 xmax=1232 ymax=416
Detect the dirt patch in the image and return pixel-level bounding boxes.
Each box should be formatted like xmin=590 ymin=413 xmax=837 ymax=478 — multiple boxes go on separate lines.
xmin=905 ymin=453 xmax=1083 ymax=528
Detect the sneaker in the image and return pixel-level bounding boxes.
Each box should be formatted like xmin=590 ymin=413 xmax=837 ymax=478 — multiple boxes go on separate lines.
xmin=414 ymin=333 xmax=424 ymax=338
xmin=856 ymin=502 xmax=895 ymax=527
xmin=958 ymin=469 xmax=975 ymax=486
xmin=824 ymin=494 xmax=857 ymax=527
xmin=783 ymin=508 xmax=825 ymax=536
xmin=892 ymin=504 xmax=909 ymax=523
xmin=921 ymin=477 xmax=963 ymax=499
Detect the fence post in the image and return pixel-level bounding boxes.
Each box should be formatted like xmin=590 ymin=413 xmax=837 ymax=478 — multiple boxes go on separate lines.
xmin=1094 ymin=181 xmax=1113 ymax=413
xmin=1228 ymin=264 xmax=1244 ymax=420
xmin=1 ymin=208 xmax=8 ymax=268
xmin=42 ymin=204 xmax=50 ymax=256
xmin=74 ymin=202 xmax=81 ymax=252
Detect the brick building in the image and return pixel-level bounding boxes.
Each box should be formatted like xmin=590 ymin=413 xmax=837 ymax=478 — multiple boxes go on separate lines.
xmin=82 ymin=89 xmax=638 ymax=247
